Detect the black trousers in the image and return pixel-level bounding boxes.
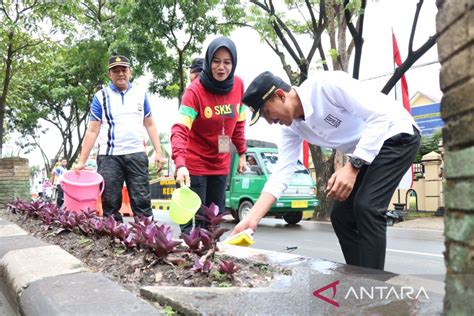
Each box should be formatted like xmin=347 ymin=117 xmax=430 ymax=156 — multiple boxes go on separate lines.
xmin=180 ymin=174 xmax=227 ymax=234
xmin=97 ymin=152 xmax=152 ymax=222
xmin=56 ymin=185 xmax=64 ymax=207
xmin=330 ymin=129 xmax=421 ymax=270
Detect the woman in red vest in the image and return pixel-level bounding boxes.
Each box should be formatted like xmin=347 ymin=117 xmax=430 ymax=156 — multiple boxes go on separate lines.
xmin=171 ymin=37 xmax=247 ymax=234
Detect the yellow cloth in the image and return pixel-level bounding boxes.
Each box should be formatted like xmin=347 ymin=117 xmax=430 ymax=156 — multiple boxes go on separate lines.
xmin=223 ymin=229 xmax=254 ymax=247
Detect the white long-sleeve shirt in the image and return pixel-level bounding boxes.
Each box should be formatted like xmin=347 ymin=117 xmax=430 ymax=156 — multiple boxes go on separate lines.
xmin=263 ymin=71 xmax=418 ymax=199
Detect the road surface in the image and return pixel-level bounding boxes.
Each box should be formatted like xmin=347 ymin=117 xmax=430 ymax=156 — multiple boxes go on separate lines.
xmin=154 ymin=211 xmax=445 ymax=279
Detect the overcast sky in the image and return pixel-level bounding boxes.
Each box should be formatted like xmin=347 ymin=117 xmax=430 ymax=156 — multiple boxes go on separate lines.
xmin=19 ymin=0 xmax=440 ymax=167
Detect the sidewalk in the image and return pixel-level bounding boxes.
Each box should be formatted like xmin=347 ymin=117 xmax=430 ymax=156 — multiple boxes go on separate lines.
xmin=394 ymin=216 xmax=444 ymax=230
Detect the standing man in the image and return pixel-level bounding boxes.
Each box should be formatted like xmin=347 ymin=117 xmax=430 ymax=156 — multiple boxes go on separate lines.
xmin=188 ymin=57 xmax=204 ymax=82
xmin=76 ymin=55 xmax=164 ymax=222
xmin=51 ymin=158 xmax=68 ymax=207
xmin=232 ymin=71 xmax=420 ymax=270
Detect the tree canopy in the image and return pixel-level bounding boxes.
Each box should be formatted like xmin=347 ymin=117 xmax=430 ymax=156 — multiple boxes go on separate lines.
xmin=3 ymin=0 xmax=438 ymax=194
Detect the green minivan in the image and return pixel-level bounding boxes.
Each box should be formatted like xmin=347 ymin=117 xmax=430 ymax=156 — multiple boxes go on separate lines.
xmin=226 ymin=140 xmax=319 ymax=225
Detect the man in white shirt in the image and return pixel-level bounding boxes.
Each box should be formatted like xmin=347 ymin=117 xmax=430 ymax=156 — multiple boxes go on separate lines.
xmin=232 ymin=71 xmax=420 ymax=270
xmin=76 ymin=55 xmax=164 ymax=222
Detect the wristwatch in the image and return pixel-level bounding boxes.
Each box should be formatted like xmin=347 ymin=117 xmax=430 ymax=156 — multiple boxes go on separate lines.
xmin=349 ymin=156 xmax=365 ymax=169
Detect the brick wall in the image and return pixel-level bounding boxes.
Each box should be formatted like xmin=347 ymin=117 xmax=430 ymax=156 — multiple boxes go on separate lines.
xmin=0 ymin=157 xmax=30 ymax=206
xmin=436 ymin=0 xmax=474 ymax=313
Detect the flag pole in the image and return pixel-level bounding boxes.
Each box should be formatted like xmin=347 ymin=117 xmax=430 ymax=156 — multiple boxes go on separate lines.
xmin=392 ymin=27 xmax=401 ymax=204
xmin=392 ymin=28 xmax=415 ymax=204
xmin=391 ymin=27 xmax=398 ymax=101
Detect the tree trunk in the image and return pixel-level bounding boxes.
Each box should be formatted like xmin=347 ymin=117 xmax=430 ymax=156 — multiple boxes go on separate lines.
xmin=0 ymin=33 xmax=14 ymax=158
xmin=310 ymin=145 xmax=335 ymax=221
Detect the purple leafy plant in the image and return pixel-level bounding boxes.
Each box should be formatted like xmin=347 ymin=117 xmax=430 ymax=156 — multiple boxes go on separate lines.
xmin=102 ymin=218 xmax=133 ymax=244
xmin=204 ymin=226 xmax=229 ymax=242
xmin=132 ymin=215 xmax=154 ymax=227
xmin=103 ymin=216 xmax=119 ymax=239
xmin=38 ymin=210 xmax=54 ymax=229
xmin=7 ymin=199 xmax=247 ymax=274
xmin=37 ymin=203 xmax=60 ymax=229
xmin=23 ymin=200 xmax=47 ymax=218
xmin=142 ymin=223 xmax=159 ymax=248
xmin=56 ymin=211 xmax=78 ymax=230
xmin=38 ymin=211 xmax=53 ymax=228
xmin=89 ymin=217 xmax=105 ymax=235
xmin=152 ymin=224 xmax=182 ymax=258
xmin=129 ymin=217 xmax=156 ymax=247
xmin=218 ymin=260 xmax=240 ymax=275
xmin=6 ymin=198 xmax=29 ymax=214
xmin=115 ymin=224 xmax=133 ymax=242
xmin=196 ymin=202 xmax=230 ymax=242
xmin=181 ymin=227 xmax=211 ymax=255
xmin=193 ymin=203 xmax=230 ymax=262
xmin=195 ymin=202 xmax=229 ymax=226
xmin=192 ymin=257 xmax=213 ymax=274
xmin=82 ymin=208 xmax=98 ymax=219
xmin=122 ymin=232 xmax=138 ymax=249
xmin=76 ymin=212 xmax=93 ymax=236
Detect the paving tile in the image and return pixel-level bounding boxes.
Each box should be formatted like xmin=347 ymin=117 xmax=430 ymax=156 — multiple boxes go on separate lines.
xmin=1 ymin=245 xmax=87 ymax=295
xmin=0 ymin=235 xmax=48 ymax=258
xmin=21 ymin=272 xmax=158 ymax=315
xmin=0 ymin=223 xmax=27 ymax=237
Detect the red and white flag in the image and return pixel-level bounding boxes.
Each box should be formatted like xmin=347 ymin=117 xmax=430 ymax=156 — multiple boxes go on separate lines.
xmin=303 ymin=140 xmax=309 ymax=168
xmin=392 ymin=32 xmax=411 ymax=113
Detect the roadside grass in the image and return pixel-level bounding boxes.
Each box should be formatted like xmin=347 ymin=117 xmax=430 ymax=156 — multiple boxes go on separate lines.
xmin=405 ymin=210 xmax=436 ymax=221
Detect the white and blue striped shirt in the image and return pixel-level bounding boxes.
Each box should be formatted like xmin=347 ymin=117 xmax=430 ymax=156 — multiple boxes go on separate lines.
xmin=90 ymin=83 xmax=151 ymax=155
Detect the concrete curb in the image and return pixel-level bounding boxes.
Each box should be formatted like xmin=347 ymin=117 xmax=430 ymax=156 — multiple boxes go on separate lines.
xmin=139 ymin=243 xmax=444 ymax=315
xmin=0 ymin=217 xmax=158 ymax=315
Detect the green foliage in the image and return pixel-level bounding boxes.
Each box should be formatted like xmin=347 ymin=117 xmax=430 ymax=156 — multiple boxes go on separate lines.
xmin=116 ymin=0 xmax=243 ymax=103
xmin=247 ymin=5 xmax=279 ymax=44
xmin=78 ymin=236 xmax=94 ymax=248
xmin=0 ymin=0 xmax=80 ymax=152
xmin=147 ymin=133 xmax=171 ymax=180
xmin=161 ymin=305 xmax=177 ymax=316
xmin=9 ymin=40 xmax=109 ymax=166
xmin=30 ymin=165 xmax=42 ymax=179
xmin=415 ymin=129 xmax=442 ymax=163
xmin=218 ymin=281 xmax=232 ymax=287
xmin=328 ymin=48 xmax=339 ymax=60
xmin=345 ymin=0 xmax=363 ymax=17
xmin=210 ymin=270 xmax=228 ymax=282
xmin=113 ymin=245 xmax=127 ymax=255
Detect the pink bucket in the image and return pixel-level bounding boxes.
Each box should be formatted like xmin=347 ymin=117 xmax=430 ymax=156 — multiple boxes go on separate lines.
xmin=61 ymin=170 xmax=104 ymax=213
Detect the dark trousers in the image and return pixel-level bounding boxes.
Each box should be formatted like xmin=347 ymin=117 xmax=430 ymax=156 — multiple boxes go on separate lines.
xmin=330 ymin=129 xmax=421 ymax=270
xmin=180 ymin=174 xmax=227 ymax=234
xmin=56 ymin=185 xmax=64 ymax=207
xmin=97 ymin=152 xmax=152 ymax=222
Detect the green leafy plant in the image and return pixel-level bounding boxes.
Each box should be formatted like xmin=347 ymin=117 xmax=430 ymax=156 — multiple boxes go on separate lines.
xmin=160 ymin=305 xmax=176 ymax=316
xmin=78 ymin=236 xmax=94 ymax=248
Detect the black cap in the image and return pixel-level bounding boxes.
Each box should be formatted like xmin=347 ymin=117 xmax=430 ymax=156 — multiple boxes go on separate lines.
xmin=108 ymin=55 xmax=130 ymax=70
xmin=189 ymin=57 xmax=204 ymax=73
xmin=242 ymin=71 xmax=286 ymax=126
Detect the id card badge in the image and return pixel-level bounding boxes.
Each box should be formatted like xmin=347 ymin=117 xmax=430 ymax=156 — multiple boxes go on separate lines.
xmin=218 ymin=135 xmax=231 ymax=153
